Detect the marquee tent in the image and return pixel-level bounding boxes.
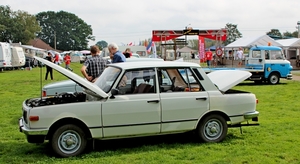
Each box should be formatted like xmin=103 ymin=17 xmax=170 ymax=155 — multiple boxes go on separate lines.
xmin=225 ymin=35 xmax=282 ymax=49
xmin=276 ymin=38 xmax=300 ymax=59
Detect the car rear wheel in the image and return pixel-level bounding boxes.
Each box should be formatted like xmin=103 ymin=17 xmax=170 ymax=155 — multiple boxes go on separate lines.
xmin=268 ymin=73 xmax=280 ymax=84
xmin=51 ymin=124 xmax=87 ymax=157
xmin=197 ymin=114 xmax=227 ymax=142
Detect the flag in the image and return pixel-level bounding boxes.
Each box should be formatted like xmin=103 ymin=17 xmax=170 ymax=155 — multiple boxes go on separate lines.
xmin=146 ymin=40 xmax=152 ymax=53
xmin=152 ymin=42 xmax=157 ymax=58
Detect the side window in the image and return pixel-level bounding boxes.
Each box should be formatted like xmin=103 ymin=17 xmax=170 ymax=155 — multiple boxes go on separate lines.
xmin=158 ymin=68 xmax=203 ymax=93
xmin=136 ymin=51 xmax=145 ymax=56
xmin=252 ymin=50 xmax=261 ymax=58
xmin=178 ymin=69 xmax=197 ymax=83
xmin=117 ymin=68 xmax=156 ymax=95
xmin=265 ymin=50 xmax=270 ymax=60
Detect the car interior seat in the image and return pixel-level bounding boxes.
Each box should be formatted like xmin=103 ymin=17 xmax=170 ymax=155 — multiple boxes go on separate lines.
xmin=171 ymin=77 xmax=176 ymax=91
xmin=133 ymin=83 xmax=152 ymax=93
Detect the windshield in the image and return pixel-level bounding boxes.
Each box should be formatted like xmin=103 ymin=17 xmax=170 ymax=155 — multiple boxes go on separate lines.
xmin=265 ymin=50 xmax=285 ymax=60
xmin=94 ymin=66 xmax=121 ymax=92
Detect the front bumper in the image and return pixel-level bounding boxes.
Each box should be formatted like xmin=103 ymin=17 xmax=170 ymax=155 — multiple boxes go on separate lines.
xmin=286 ymin=74 xmax=293 ymax=80
xmin=19 ymin=117 xmax=48 ymax=135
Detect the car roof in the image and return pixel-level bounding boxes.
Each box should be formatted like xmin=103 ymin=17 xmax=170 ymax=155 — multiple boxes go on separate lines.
xmin=108 ymin=61 xmax=201 ymax=69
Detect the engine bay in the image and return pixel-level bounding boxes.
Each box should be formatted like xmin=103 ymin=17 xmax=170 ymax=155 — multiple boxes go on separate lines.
xmin=26 ymin=92 xmax=86 ymax=107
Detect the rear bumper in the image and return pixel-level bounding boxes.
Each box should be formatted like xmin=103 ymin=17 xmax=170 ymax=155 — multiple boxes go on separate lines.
xmin=244 ymin=111 xmax=259 ymax=120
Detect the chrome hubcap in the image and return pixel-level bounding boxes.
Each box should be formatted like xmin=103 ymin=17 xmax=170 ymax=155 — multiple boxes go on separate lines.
xmin=204 ymin=119 xmax=222 ymax=140
xmin=58 ymin=130 xmax=81 ymax=154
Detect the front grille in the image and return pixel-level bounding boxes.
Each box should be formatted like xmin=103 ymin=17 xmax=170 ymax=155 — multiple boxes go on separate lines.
xmin=23 ymin=110 xmax=28 ymax=124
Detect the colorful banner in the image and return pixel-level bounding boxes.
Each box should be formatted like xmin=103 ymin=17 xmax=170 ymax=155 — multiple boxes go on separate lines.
xmin=198 ymin=36 xmax=205 ymax=62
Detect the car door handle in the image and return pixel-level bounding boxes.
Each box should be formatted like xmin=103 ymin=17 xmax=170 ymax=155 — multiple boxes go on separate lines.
xmin=196 ymin=97 xmax=207 ymax=101
xmin=147 ymin=100 xmax=160 ymax=103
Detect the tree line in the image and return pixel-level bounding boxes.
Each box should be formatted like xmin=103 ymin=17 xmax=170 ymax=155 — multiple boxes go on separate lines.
xmin=0 ymin=5 xmax=94 ymax=51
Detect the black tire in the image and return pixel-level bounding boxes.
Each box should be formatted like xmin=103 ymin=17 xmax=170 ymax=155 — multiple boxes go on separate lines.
xmin=51 ymin=124 xmax=87 ymax=158
xmin=268 ymin=73 xmax=280 ymax=85
xmin=197 ymin=114 xmax=227 ymax=143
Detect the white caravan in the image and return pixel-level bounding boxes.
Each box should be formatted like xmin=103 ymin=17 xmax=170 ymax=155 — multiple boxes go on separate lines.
xmin=0 ymin=42 xmax=12 ymax=71
xmin=11 ymin=46 xmax=26 ymax=68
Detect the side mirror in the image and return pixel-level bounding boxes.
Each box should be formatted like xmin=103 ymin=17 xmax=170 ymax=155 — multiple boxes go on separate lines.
xmin=110 ymin=88 xmax=119 ymax=99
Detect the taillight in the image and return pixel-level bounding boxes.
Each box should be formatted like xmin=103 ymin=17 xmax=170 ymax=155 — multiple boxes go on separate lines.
xmin=256 ymin=99 xmax=259 ymax=104
xmin=29 ymin=116 xmax=39 ymax=121
xmin=42 ymin=90 xmax=46 ymax=97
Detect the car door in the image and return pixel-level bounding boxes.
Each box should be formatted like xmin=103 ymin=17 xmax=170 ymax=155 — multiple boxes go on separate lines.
xmin=101 ymin=68 xmax=161 ymax=137
xmin=158 ymin=67 xmax=209 ymax=133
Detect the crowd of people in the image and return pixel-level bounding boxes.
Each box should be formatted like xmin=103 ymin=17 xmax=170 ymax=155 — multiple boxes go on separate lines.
xmin=45 ymin=42 xmax=128 ymax=81
xmin=80 ymin=43 xmax=127 ymax=82
xmin=44 ymin=44 xmax=245 ymax=81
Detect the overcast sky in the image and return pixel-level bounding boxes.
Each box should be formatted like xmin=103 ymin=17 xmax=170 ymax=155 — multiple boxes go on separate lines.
xmin=3 ymin=0 xmax=300 ymax=46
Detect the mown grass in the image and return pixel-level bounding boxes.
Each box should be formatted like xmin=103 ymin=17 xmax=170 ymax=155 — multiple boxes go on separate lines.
xmin=0 ymin=63 xmax=300 ymax=164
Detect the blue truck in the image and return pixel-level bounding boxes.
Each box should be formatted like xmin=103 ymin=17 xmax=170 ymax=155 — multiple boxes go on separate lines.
xmin=204 ymin=46 xmax=293 ymax=84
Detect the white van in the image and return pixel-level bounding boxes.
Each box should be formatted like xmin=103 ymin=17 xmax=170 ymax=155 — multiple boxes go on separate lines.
xmin=118 ymin=46 xmax=147 ymax=57
xmin=0 ymin=42 xmax=12 ymax=71
xmin=11 ymin=46 xmax=26 ymax=68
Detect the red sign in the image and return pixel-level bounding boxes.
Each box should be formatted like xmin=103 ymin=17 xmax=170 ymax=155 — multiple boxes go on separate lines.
xmin=152 ymin=30 xmax=183 ymax=42
xmin=199 ymin=29 xmax=227 ymax=41
xmin=216 ymin=48 xmax=223 ymax=57
xmin=152 ymin=29 xmax=227 ymax=42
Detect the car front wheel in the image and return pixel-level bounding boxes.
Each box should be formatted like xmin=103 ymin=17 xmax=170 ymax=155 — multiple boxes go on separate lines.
xmin=197 ymin=114 xmax=227 ymax=142
xmin=51 ymin=124 xmax=87 ymax=157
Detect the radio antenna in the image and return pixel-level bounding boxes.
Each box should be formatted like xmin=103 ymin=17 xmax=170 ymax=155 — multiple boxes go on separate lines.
xmin=40 ymin=59 xmax=43 ymax=99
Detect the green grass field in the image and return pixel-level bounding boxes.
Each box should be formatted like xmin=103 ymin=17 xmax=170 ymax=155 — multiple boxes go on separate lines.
xmin=1 ymin=63 xmax=300 ymax=164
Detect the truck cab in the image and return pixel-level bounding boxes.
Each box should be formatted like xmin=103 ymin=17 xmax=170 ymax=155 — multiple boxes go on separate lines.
xmin=246 ymin=46 xmax=293 ymax=84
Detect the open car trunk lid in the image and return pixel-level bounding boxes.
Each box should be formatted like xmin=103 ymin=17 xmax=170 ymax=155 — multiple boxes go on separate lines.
xmin=207 ymin=70 xmax=251 ymax=92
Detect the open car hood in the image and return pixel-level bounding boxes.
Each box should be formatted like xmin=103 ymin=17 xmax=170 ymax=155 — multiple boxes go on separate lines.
xmin=207 ymin=70 xmax=251 ymax=92
xmin=34 ymin=56 xmax=108 ymax=98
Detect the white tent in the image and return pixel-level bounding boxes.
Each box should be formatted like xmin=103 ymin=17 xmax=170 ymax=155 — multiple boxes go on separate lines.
xmin=276 ymin=38 xmax=300 ymax=48
xmin=276 ymin=38 xmax=300 ymax=59
xmin=225 ymin=35 xmax=282 ymax=49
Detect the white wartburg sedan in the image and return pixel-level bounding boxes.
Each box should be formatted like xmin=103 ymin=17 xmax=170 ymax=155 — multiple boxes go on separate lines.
xmin=19 ymin=56 xmax=259 ymax=158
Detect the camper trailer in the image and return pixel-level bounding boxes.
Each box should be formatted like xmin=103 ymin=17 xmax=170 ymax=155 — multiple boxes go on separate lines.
xmin=11 ymin=46 xmax=25 ymax=68
xmin=0 ymin=42 xmax=12 ymax=71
